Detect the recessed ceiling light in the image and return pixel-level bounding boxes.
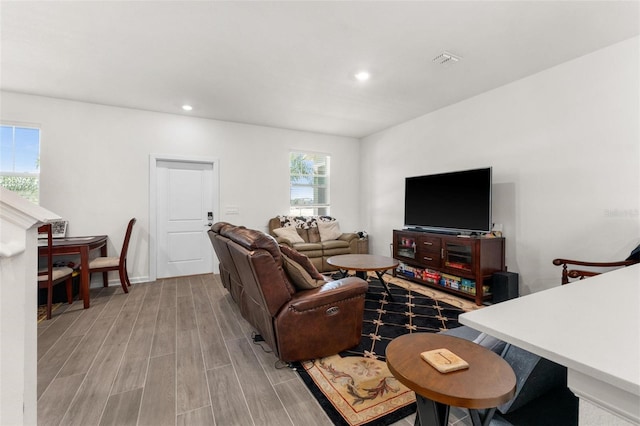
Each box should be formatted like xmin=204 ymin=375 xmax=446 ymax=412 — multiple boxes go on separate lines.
xmin=354 ymin=71 xmax=370 ymax=81
xmin=182 ymin=105 xmax=193 ymax=111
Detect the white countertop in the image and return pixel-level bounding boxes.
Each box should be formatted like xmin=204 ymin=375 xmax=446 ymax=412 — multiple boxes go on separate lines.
xmin=459 ymin=264 xmax=640 ymax=423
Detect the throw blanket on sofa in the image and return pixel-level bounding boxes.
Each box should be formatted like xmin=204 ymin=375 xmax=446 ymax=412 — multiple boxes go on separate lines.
xmin=277 ymin=215 xmax=336 ymax=229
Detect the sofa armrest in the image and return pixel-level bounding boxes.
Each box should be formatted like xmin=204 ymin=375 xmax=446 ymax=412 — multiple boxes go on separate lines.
xmin=287 ymin=277 xmax=368 ymax=311
xmin=276 ymin=276 xmax=368 ymax=361
xmin=275 ymin=236 xmax=293 ymax=247
xmin=268 ymin=217 xmax=282 ymax=236
xmin=339 ymin=232 xmax=358 ymax=243
xmin=338 ymin=233 xmax=359 ymax=254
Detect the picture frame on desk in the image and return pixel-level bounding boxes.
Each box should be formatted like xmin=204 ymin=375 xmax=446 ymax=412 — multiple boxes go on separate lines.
xmin=38 ymin=220 xmax=68 ymax=239
xmin=50 ymin=220 xmax=68 ymax=238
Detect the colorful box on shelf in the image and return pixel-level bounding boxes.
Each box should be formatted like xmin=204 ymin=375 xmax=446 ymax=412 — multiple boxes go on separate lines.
xmin=461 ymin=278 xmax=475 ymax=286
xmin=464 ymin=285 xmax=492 ymax=296
xmin=461 ymin=278 xmax=476 ymax=294
xmin=422 ymin=269 xmax=441 ymax=284
xmin=440 ymin=273 xmax=461 ymax=290
xmin=397 ymin=262 xmax=415 ymax=278
xmin=397 ymin=263 xmax=442 ymax=284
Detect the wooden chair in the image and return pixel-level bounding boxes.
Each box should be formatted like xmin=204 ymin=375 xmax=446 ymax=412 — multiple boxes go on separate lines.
xmin=38 ymin=223 xmax=74 ymax=320
xmin=88 ymin=218 xmax=136 ymax=293
xmin=553 ymin=244 xmax=639 ymax=284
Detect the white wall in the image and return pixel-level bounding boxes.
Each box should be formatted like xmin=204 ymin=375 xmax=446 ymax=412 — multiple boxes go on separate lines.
xmin=1 ymin=188 xmax=63 ymax=426
xmin=2 ymin=37 xmax=638 ymax=295
xmin=359 ymin=36 xmax=640 ymax=295
xmin=0 ymin=93 xmax=361 ymax=283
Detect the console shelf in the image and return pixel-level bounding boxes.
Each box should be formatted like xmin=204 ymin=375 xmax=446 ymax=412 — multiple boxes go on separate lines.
xmin=392 ymin=229 xmax=505 ymax=306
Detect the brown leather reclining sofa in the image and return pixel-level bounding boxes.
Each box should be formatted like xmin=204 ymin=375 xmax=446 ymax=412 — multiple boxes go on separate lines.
xmin=208 ymin=222 xmax=368 ymax=362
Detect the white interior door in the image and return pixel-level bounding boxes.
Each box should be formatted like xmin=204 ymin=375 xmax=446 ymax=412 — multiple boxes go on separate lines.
xmin=156 ymin=159 xmax=215 ymax=279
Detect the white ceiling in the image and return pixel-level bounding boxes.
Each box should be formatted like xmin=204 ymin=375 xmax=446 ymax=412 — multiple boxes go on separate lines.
xmin=1 ymin=1 xmax=639 ymax=138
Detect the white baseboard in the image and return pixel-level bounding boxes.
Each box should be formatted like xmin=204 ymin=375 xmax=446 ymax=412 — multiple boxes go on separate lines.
xmin=89 ymin=275 xmax=151 ymax=288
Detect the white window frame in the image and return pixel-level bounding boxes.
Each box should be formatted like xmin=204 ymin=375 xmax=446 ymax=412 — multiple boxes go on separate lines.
xmin=289 ymin=150 xmax=330 ymax=216
xmin=0 ymin=124 xmax=41 ymax=204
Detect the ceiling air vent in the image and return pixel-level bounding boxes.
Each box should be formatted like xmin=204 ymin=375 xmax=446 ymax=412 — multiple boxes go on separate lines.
xmin=432 ymin=51 xmax=461 ymax=65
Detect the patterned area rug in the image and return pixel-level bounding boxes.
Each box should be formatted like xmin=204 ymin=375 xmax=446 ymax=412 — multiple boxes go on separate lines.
xmin=296 ymin=276 xmax=471 ymax=426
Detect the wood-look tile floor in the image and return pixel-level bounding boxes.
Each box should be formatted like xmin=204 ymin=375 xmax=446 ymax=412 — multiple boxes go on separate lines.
xmin=37 ymin=274 xmax=472 ymax=426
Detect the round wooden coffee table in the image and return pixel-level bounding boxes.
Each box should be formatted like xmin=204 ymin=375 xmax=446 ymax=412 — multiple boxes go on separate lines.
xmin=327 ymin=254 xmax=399 ymax=300
xmin=386 ymin=333 xmax=516 ymax=426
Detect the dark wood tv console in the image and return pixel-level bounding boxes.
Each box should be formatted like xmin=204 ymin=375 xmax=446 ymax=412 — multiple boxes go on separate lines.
xmin=392 ymin=229 xmax=505 ymax=305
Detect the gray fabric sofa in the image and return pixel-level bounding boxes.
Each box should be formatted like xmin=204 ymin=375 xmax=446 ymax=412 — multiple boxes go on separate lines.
xmin=440 ymin=326 xmax=578 ymax=426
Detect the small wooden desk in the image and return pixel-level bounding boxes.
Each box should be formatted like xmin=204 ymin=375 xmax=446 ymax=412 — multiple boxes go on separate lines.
xmin=327 ymin=254 xmax=399 ymax=300
xmin=38 ymin=235 xmax=108 ymax=309
xmin=386 ymin=333 xmax=516 ymax=426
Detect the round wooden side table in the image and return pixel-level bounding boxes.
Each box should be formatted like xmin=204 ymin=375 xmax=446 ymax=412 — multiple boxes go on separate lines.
xmin=386 ymin=333 xmax=516 ymax=426
xmin=327 ymin=254 xmax=399 ymax=300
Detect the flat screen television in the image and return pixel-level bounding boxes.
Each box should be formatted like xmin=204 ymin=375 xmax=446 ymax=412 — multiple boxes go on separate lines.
xmin=404 ymin=167 xmax=492 ymax=234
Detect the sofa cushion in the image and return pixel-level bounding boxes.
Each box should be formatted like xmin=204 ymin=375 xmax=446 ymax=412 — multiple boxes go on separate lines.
xmin=307 ymin=226 xmax=321 ymax=243
xmin=473 ymin=332 xmax=507 ymax=355
xmin=322 ymin=241 xmax=352 ymax=260
xmin=627 ymin=243 xmax=640 ymax=261
xmin=321 ymin=239 xmax=350 ymax=250
xmin=282 ymin=254 xmax=325 ymax=289
xmin=279 ymin=244 xmax=324 ymax=280
xmin=498 ymin=346 xmax=567 ymax=414
xmin=222 ymin=225 xmax=283 ymax=263
xmin=497 ymin=385 xmax=578 ymax=426
xmin=273 ymin=226 xmax=305 ymax=243
xmin=318 ymin=220 xmax=342 ymax=241
xmin=440 ymin=326 xmax=569 ymax=416
xmin=292 ymin=242 xmax=323 ymax=251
